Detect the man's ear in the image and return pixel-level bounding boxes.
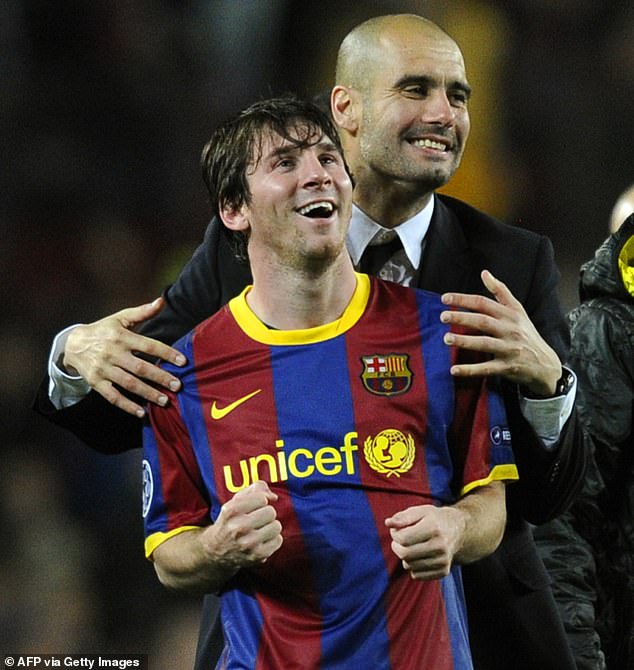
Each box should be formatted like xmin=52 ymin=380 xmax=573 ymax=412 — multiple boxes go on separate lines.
xmin=220 ymin=202 xmax=249 ymax=232
xmin=331 ymin=86 xmax=359 ymax=133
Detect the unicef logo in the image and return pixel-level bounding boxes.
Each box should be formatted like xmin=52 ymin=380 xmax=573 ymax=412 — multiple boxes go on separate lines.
xmin=142 ymin=459 xmax=154 ymax=519
xmin=364 ymin=428 xmax=416 ymax=477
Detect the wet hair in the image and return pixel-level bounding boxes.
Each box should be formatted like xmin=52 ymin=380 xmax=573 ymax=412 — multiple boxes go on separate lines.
xmin=200 ymin=95 xmax=346 ymax=263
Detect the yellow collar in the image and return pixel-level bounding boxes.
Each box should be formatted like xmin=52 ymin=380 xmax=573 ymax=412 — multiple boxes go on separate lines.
xmin=228 ymin=273 xmax=371 ymax=345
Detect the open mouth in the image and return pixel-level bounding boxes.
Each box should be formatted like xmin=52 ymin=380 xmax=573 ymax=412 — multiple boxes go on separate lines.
xmin=408 ymin=138 xmax=450 ymax=152
xmin=297 ymin=201 xmax=335 ymax=218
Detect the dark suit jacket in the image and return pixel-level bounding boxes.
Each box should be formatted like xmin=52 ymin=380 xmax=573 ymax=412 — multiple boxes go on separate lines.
xmin=33 ymin=194 xmax=585 ymax=669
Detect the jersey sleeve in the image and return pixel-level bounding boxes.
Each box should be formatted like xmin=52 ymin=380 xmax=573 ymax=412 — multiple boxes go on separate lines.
xmin=450 ymin=374 xmax=518 ymax=497
xmin=142 ymin=390 xmax=210 ymax=559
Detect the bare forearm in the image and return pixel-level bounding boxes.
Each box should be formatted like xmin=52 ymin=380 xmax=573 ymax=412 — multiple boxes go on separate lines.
xmin=150 ymin=481 xmax=283 ymax=594
xmin=452 ymin=481 xmax=506 ymax=564
xmin=152 ymin=528 xmax=239 ymax=594
xmin=385 ymin=481 xmax=507 ymax=580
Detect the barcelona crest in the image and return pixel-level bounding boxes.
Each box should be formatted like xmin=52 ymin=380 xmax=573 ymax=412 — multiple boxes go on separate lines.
xmin=361 ymin=354 xmax=412 ymax=396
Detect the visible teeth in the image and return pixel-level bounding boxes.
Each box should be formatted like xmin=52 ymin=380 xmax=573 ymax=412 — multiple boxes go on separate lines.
xmin=298 ymin=201 xmax=334 ymax=216
xmin=411 ymin=138 xmax=447 ymax=151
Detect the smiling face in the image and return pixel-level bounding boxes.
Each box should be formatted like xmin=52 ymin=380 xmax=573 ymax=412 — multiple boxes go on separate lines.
xmin=221 ymin=126 xmax=353 ymax=271
xmin=335 ymin=16 xmax=471 ymax=200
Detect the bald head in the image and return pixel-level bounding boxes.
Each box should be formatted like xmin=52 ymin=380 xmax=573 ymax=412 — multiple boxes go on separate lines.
xmin=610 ymin=183 xmax=634 ymax=233
xmin=330 ymin=13 xmax=471 ymax=226
xmin=336 ymin=14 xmax=461 ymax=93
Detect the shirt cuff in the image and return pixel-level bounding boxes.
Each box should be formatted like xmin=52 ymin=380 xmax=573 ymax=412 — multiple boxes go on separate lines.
xmin=517 ymin=368 xmax=577 ymax=451
xmin=48 ymin=325 xmax=92 ymax=409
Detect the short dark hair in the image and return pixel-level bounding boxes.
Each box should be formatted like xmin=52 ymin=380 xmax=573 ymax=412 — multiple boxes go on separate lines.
xmin=200 ymin=95 xmax=346 ymax=263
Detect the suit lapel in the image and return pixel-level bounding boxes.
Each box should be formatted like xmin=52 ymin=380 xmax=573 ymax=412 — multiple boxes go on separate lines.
xmin=417 ymin=196 xmax=473 ymax=295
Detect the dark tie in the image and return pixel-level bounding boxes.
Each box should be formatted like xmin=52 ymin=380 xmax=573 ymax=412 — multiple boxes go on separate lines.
xmin=359 ymin=234 xmax=403 ymax=275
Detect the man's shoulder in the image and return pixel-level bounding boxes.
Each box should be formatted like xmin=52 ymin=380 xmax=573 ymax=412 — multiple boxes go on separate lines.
xmin=371 ymin=276 xmax=444 ymax=311
xmin=435 ymin=194 xmax=542 ymax=245
xmin=160 ymin=304 xmax=236 ymax=372
xmin=191 ymin=303 xmax=236 ymax=339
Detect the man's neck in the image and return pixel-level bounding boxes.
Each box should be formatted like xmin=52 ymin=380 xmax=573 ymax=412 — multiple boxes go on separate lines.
xmin=247 ymin=255 xmax=358 ymax=331
xmin=351 ymin=169 xmax=434 ymax=228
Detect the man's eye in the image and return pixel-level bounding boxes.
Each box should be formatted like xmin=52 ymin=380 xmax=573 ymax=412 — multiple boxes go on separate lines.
xmin=402 ymin=86 xmax=427 ymax=98
xmin=450 ymin=93 xmax=468 ymax=106
xmin=277 ymin=158 xmax=295 ymax=169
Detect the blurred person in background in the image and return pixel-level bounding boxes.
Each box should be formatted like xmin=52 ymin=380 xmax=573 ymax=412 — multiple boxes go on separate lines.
xmin=33 ymin=14 xmax=586 ymax=670
xmin=609 ymin=183 xmax=634 ymax=234
xmin=534 ymin=184 xmax=634 ymax=669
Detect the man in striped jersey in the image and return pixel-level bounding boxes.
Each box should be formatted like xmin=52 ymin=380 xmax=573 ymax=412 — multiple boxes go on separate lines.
xmin=142 ymin=95 xmax=516 ymax=669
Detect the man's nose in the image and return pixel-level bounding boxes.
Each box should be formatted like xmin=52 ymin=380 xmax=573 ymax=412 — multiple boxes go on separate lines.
xmin=420 ymin=89 xmax=456 ymax=126
xmin=301 ymin=154 xmax=331 ymax=187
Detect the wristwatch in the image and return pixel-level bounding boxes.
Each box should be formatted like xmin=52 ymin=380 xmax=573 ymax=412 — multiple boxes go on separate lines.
xmin=552 ymin=368 xmax=575 ymax=397
xmin=521 ymin=368 xmax=574 ymax=399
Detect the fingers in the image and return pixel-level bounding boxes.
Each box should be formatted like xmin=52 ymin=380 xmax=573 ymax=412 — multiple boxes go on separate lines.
xmin=74 ymin=336 xmax=184 ymax=414
xmin=62 ymin=300 xmax=189 ymax=414
xmin=104 ymin=346 xmax=184 ymax=396
xmin=219 ymin=482 xmax=280 ymax=538
xmin=385 ymin=506 xmax=438 ymax=548
xmin=229 ymin=480 xmax=279 ymax=509
xmin=385 ymin=506 xmax=455 ymax=580
xmin=117 ymin=297 xmax=166 ymax=329
xmin=92 ymin=358 xmax=175 ymax=417
xmin=385 ymin=505 xmax=433 ymax=530
xmin=115 ymin=300 xmax=187 ymax=368
xmin=441 ymin=269 xmax=512 ymax=315
xmin=391 ymin=532 xmax=452 ymax=580
xmin=479 ymin=270 xmax=520 ymax=308
xmin=439 ymin=270 xmax=561 ymax=389
xmin=441 ymin=310 xmax=509 ymax=342
xmin=128 ymin=331 xmax=187 ymax=368
xmin=442 ymin=271 xmax=519 ymax=313
xmin=214 ymin=482 xmax=283 ymax=565
xmin=443 ymin=329 xmax=519 ymax=362
xmin=92 ymin=379 xmax=148 ymax=418
xmin=395 ymin=553 xmax=452 ymax=581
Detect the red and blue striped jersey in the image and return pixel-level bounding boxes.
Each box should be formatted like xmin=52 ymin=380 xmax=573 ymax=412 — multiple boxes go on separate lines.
xmin=143 ymin=274 xmax=517 ymax=670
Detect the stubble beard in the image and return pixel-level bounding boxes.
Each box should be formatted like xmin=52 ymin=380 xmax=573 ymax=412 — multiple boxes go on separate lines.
xmin=282 ymin=227 xmax=347 ymax=276
xmin=370 ymin=153 xmax=459 ymax=196
xmin=360 ymin=133 xmax=462 ymax=195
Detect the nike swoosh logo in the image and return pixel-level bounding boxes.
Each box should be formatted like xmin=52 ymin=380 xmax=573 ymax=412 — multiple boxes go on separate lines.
xmin=211 ymin=389 xmax=262 ymax=420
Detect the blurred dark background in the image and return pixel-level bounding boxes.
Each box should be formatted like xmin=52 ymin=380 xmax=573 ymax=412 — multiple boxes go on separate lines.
xmin=2 ymin=1 xmax=633 ymax=666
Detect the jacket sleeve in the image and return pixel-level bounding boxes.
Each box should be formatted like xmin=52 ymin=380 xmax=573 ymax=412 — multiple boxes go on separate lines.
xmin=567 ymin=300 xmax=634 ymax=486
xmin=532 ymin=300 xmax=634 ymax=668
xmin=505 ymin=235 xmax=588 ymax=524
xmin=137 ymin=219 xmax=230 ymax=343
xmin=31 ymin=219 xmax=249 ymax=454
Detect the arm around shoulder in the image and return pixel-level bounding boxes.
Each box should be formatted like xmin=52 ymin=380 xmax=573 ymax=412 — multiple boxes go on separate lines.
xmin=33 ymin=218 xmax=238 ymax=453
xmin=506 ymin=392 xmax=588 ymax=524
xmin=505 ymin=236 xmax=589 ymax=523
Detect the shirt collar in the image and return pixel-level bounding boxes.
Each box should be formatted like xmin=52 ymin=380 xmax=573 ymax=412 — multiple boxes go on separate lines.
xmin=346 ymin=196 xmax=435 ymax=269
